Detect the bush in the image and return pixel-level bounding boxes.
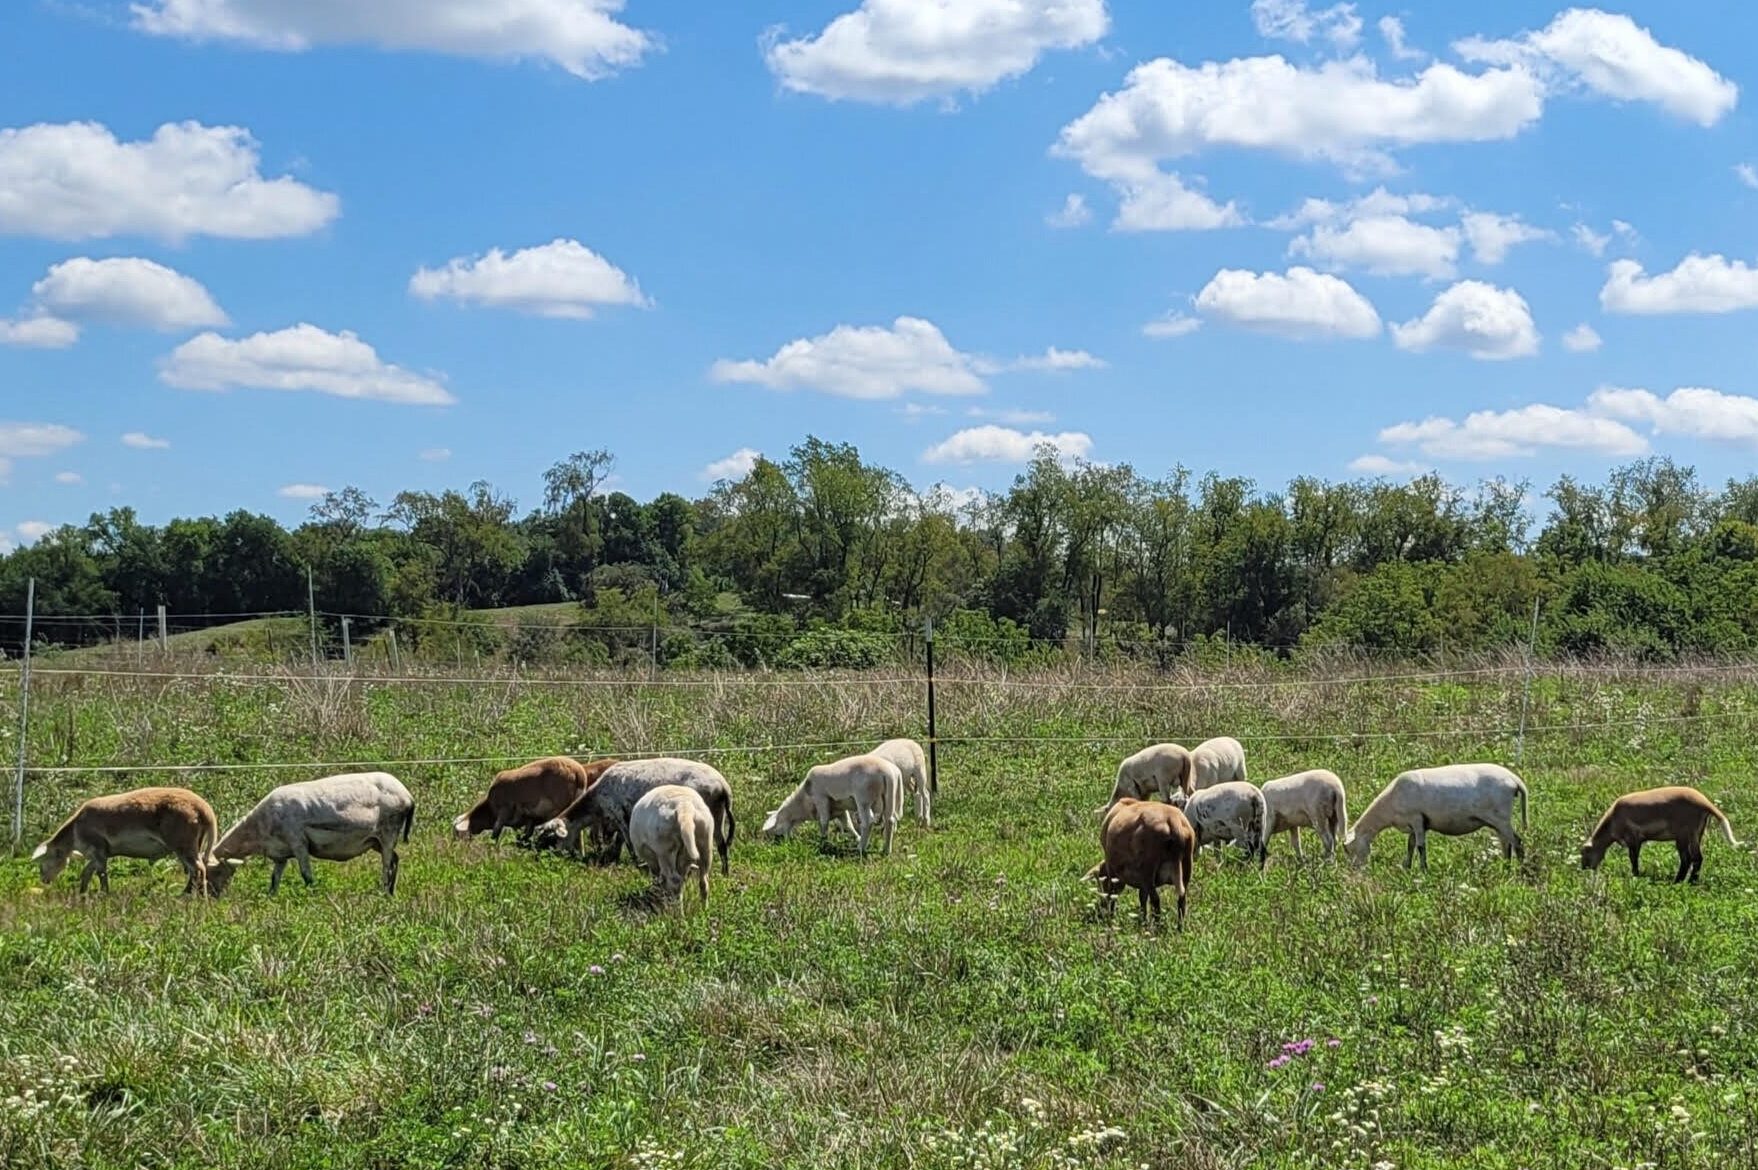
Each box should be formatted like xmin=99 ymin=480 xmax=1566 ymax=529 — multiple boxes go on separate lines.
xmin=776 ymin=627 xmax=896 ymax=669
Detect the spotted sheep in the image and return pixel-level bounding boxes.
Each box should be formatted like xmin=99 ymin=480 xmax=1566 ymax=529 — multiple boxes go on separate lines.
xmin=535 ymin=757 xmax=736 ymax=875
xmin=32 ymin=786 xmax=220 ymax=895
xmin=1171 ymin=780 xmax=1269 ymax=868
xmin=1345 ymin=763 xmax=1528 ymax=870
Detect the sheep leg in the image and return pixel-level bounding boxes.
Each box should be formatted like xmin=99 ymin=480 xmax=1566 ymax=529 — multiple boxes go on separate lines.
xmin=1403 ymin=831 xmax=1417 ymax=870
xmin=854 ymin=802 xmax=874 ymax=857
xmin=1137 ymin=886 xmax=1151 ymax=924
xmin=1146 ymin=885 xmax=1163 ymax=926
xmin=1628 ymin=840 xmax=1642 ymax=876
xmin=294 ymin=850 xmax=316 ymax=888
xmin=881 ymin=806 xmax=896 ymax=857
xmin=1673 ymin=844 xmax=1691 ymax=883
xmin=1416 ymin=824 xmax=1429 ymax=872
xmin=269 ymin=858 xmax=288 ymax=894
xmin=179 ymin=854 xmax=205 ymax=896
xmin=1289 ymin=826 xmax=1303 ymax=862
xmin=77 ymin=858 xmax=101 ymax=894
xmin=381 ymin=845 xmax=400 ymax=895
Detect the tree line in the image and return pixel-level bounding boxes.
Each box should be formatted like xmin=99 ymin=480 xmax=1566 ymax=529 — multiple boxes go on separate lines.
xmin=4 ymin=439 xmax=1757 ymax=663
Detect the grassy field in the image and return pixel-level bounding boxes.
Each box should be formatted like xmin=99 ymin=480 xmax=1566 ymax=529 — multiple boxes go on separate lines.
xmin=1 ymin=658 xmax=1756 ymax=1169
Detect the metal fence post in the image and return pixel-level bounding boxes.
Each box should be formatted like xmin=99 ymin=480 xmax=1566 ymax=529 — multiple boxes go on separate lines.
xmin=1515 ymin=598 xmax=1540 ymax=764
xmin=306 ymin=567 xmax=319 ymax=668
xmin=388 ymin=628 xmax=401 ymax=673
xmin=924 ymin=616 xmax=938 ymax=797
xmin=156 ymin=604 xmax=168 ymax=654
xmin=341 ymin=617 xmax=353 ymax=668
xmin=12 ymin=578 xmax=35 ymax=851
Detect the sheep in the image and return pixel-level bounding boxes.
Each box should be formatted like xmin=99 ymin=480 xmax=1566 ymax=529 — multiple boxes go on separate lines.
xmin=873 ymin=737 xmax=933 ymax=826
xmin=1100 ymin=742 xmax=1194 ymax=815
xmin=31 ymin=786 xmax=220 ymax=895
xmin=1344 ymin=763 xmax=1528 ymax=871
xmin=1084 ymin=798 xmax=1197 ymax=928
xmin=1260 ymin=769 xmax=1350 ymax=861
xmin=536 ymin=758 xmax=735 ymax=875
xmin=453 ymin=756 xmax=617 ymax=845
xmin=1581 ymin=786 xmax=1739 ymax=883
xmin=204 ymin=771 xmax=415 ymax=895
xmin=761 ymin=753 xmax=902 ymax=857
xmin=1170 ymin=780 xmax=1269 ymax=868
xmin=628 ymin=785 xmax=715 ymax=905
xmin=1190 ymin=736 xmax=1247 ymax=791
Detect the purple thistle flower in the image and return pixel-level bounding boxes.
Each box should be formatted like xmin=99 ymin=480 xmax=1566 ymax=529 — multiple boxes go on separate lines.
xmin=1311 ymin=1083 xmax=1325 ymax=1093
xmin=543 ymin=1081 xmax=558 ymax=1092
xmin=1326 ymin=1037 xmax=1342 ymax=1048
xmin=1267 ymin=1055 xmax=1291 ymax=1070
xmin=589 ymin=965 xmax=605 ymax=976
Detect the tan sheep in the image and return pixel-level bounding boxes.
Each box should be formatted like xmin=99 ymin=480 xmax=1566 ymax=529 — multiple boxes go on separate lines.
xmin=1085 ymin=798 xmax=1198 ymax=928
xmin=32 ymin=786 xmax=220 ymax=895
xmin=1581 ymin=786 xmax=1739 ymax=883
xmin=1100 ymin=742 xmax=1194 ymax=815
xmin=453 ymin=756 xmax=617 ymax=844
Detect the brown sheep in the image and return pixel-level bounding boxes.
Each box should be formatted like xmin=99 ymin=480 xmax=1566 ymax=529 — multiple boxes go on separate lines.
xmin=1084 ymin=798 xmax=1198 ymax=928
xmin=1581 ymin=786 xmax=1739 ymax=883
xmin=31 ymin=786 xmax=220 ymax=895
xmin=453 ymin=757 xmax=618 ymax=845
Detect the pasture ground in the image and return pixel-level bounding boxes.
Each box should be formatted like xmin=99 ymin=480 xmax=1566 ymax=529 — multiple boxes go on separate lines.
xmin=1 ymin=659 xmax=1756 ymax=1169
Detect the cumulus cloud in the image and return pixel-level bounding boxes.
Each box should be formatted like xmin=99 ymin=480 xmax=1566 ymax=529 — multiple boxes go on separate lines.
xmin=1588 ymin=385 xmax=1758 ymax=447
xmin=1457 ymin=8 xmax=1737 ymax=127
xmin=1010 ymin=347 xmax=1106 ymax=372
xmin=132 ymin=0 xmax=652 ymax=79
xmin=54 ymin=471 xmax=83 ymax=485
xmin=121 ymin=431 xmax=171 ymax=450
xmin=1195 ymin=266 xmax=1381 ymax=340
xmin=31 ymin=257 xmax=227 ymax=330
xmin=967 ymin=406 xmax=1055 ymax=425
xmin=1142 ymin=311 xmax=1201 ymax=339
xmin=1562 ymin=323 xmax=1603 ymax=352
xmin=1379 ymin=404 xmax=1647 ymax=460
xmin=764 ymin=0 xmax=1107 ymax=105
xmin=277 ymin=483 xmax=329 ymax=500
xmin=1461 ymin=211 xmax=1551 ymax=263
xmin=1378 ymin=16 xmax=1424 ymax=62
xmin=711 ymin=317 xmax=988 ymax=400
xmin=419 ymin=447 xmax=452 ymax=462
xmin=161 ymin=323 xmax=456 ymax=406
xmin=409 ymin=238 xmax=649 ymax=319
xmin=14 ymin=520 xmax=53 ymax=543
xmin=1738 ymin=163 xmax=1758 ymax=190
xmin=0 ymin=423 xmax=84 ymax=460
xmin=1348 ymin=453 xmax=1428 ymax=476
xmin=1600 ymin=254 xmax=1758 ymax=315
xmin=702 ymin=447 xmax=762 ymax=481
xmin=1251 ymin=0 xmax=1362 ymax=50
xmin=1391 ymin=280 xmax=1539 ymax=359
xmin=0 ymin=315 xmax=78 ymax=348
xmin=1572 ymin=223 xmax=1610 ymax=256
xmin=1047 ymin=194 xmax=1091 ymax=228
xmin=1290 ymin=214 xmax=1460 ymax=279
xmin=1111 ymin=172 xmax=1244 ymax=232
xmin=922 ymin=424 xmax=1093 ymax=464
xmin=0 ymin=120 xmax=338 ymax=241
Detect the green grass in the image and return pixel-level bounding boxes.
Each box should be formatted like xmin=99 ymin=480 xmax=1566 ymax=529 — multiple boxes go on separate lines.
xmin=1 ymin=663 xmax=1756 ymax=1168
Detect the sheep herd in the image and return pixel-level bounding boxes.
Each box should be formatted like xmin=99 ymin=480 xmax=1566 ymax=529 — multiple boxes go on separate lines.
xmin=25 ymin=733 xmax=1741 ymax=918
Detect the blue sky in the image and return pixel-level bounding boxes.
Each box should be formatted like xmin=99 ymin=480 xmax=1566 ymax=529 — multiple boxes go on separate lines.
xmin=2 ymin=0 xmax=1755 ymax=546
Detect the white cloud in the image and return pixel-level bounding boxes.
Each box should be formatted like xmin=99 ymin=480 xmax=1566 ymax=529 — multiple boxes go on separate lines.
xmin=1290 ymin=214 xmax=1460 ymax=279
xmin=1195 ymin=266 xmax=1381 ymax=340
xmin=132 ymin=0 xmax=652 ymax=80
xmin=1588 ymin=385 xmax=1758 ymax=447
xmin=899 ymin=402 xmax=949 ymax=420
xmin=1461 ymin=211 xmax=1551 ymax=264
xmin=928 ymin=483 xmax=989 ymax=515
xmin=1267 ymin=187 xmax=1452 ymax=229
xmin=1379 ymin=405 xmax=1646 ymax=460
xmin=1561 ymin=323 xmax=1603 ymax=352
xmin=1348 ymin=453 xmax=1428 ymax=476
xmin=277 ymin=483 xmax=329 ymax=500
xmin=1011 ymin=347 xmax=1106 ymax=372
xmin=1457 ymin=9 xmax=1736 ymax=127
xmin=1251 ymin=0 xmax=1362 ymax=50
xmin=1738 ymin=163 xmax=1758 ymax=190
xmin=0 ymin=423 xmax=84 ymax=460
xmin=922 ymin=424 xmax=1093 ymax=464
xmin=1378 ymin=16 xmax=1424 ymax=62
xmin=408 ymin=238 xmax=649 ymax=319
xmin=1572 ymin=222 xmax=1610 ymax=256
xmin=1391 ymin=280 xmax=1539 ymax=359
xmin=1046 ymin=194 xmax=1091 ymax=228
xmin=0 ymin=315 xmax=78 ymax=348
xmin=1055 ymin=54 xmax=1544 ymax=179
xmin=161 ymin=323 xmax=456 ymax=406
xmin=711 ymin=317 xmax=987 ymax=400
xmin=15 ymin=520 xmax=53 ymax=543
xmin=419 ymin=447 xmax=452 ymax=462
xmin=1142 ymin=311 xmax=1201 ymax=339
xmin=967 ymin=406 xmax=1055 ymax=425
xmin=54 ymin=471 xmax=83 ymax=485
xmin=121 ymin=431 xmax=171 ymax=450
xmin=0 ymin=120 xmax=338 ymax=241
xmin=702 ymin=447 xmax=762 ymax=481
xmin=763 ymin=0 xmax=1107 ymax=105
xmin=1600 ymin=254 xmax=1758 ymax=315
xmin=31 ymin=257 xmax=227 ymax=330
xmin=1111 ymin=172 xmax=1244 ymax=232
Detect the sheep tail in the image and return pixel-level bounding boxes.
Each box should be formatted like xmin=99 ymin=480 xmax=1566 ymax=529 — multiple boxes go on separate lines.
xmin=1715 ymin=805 xmax=1739 ymax=848
xmin=402 ymin=801 xmax=415 ymax=844
xmin=1516 ymin=780 xmax=1529 ymax=833
xmin=1331 ymin=787 xmax=1349 ymax=845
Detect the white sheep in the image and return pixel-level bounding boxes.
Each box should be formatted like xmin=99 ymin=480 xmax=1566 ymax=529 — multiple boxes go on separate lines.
xmin=205 ymin=771 xmax=415 ymax=895
xmin=628 ymin=785 xmax=714 ymax=905
xmin=873 ymin=737 xmax=933 ymax=826
xmin=1171 ymin=780 xmax=1268 ymax=868
xmin=1260 ymin=769 xmax=1350 ymax=861
xmin=1344 ymin=763 xmax=1529 ymax=870
xmin=761 ymin=753 xmax=902 ymax=857
xmin=1101 ymin=742 xmax=1193 ymax=814
xmin=1190 ymin=736 xmax=1247 ymax=791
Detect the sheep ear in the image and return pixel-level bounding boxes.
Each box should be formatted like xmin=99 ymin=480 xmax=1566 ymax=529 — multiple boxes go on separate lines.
xmin=29 ymin=843 xmax=47 ymax=860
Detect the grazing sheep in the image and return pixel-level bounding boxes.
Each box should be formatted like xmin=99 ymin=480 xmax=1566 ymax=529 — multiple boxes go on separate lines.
xmin=1581 ymin=786 xmax=1739 ymax=883
xmin=1260 ymin=769 xmax=1350 ymax=861
xmin=1344 ymin=763 xmax=1528 ymax=871
xmin=32 ymin=786 xmax=220 ymax=895
xmin=536 ymin=758 xmax=735 ymax=875
xmin=205 ymin=772 xmax=415 ymax=895
xmin=1085 ymin=798 xmax=1197 ymax=928
xmin=453 ymin=756 xmax=616 ymax=844
xmin=1190 ymin=736 xmax=1247 ymax=791
xmin=873 ymin=737 xmax=933 ymax=826
xmin=1101 ymin=742 xmax=1194 ymax=814
xmin=1171 ymin=780 xmax=1269 ymax=868
xmin=628 ymin=785 xmax=715 ymax=905
xmin=761 ymin=753 xmax=902 ymax=857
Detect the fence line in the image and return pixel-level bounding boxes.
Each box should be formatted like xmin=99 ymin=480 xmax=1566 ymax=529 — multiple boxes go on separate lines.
xmin=23 ymin=666 xmax=931 ymax=690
